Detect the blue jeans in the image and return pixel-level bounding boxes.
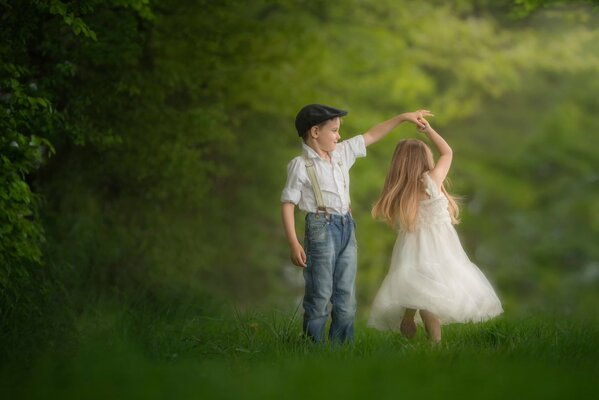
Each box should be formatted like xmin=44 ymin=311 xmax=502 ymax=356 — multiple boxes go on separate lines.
xmin=303 ymin=212 xmax=357 ymax=344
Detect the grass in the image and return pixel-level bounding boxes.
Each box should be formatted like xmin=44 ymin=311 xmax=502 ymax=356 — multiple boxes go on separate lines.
xmin=1 ymin=298 xmax=598 ymax=399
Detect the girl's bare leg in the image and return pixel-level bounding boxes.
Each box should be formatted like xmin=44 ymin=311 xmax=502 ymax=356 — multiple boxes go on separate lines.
xmin=400 ymin=308 xmax=417 ymax=339
xmin=420 ymin=309 xmax=441 ymax=343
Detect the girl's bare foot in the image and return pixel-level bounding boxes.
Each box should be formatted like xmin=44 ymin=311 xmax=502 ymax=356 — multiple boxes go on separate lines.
xmin=420 ymin=309 xmax=442 ymax=343
xmin=400 ymin=308 xmax=417 ymax=339
xmin=400 ymin=317 xmax=416 ymax=338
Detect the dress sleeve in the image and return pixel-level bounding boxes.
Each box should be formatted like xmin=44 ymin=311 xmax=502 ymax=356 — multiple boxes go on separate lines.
xmin=280 ymin=158 xmax=304 ymax=204
xmin=338 ymin=134 xmax=367 ymax=168
xmin=423 ymin=172 xmax=440 ymax=198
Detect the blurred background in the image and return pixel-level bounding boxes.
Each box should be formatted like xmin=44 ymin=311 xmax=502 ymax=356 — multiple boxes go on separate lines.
xmin=2 ymin=0 xmax=599 ymax=363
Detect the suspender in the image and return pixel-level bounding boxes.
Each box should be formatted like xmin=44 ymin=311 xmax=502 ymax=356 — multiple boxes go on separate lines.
xmin=303 ymin=156 xmax=327 ymax=214
xmin=303 ymin=156 xmax=351 ymax=216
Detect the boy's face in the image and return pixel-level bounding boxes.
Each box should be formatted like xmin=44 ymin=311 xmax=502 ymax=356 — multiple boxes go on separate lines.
xmin=314 ymin=117 xmax=341 ymax=152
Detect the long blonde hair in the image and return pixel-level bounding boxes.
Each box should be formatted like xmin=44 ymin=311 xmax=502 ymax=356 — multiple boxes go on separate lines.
xmin=371 ymin=139 xmax=459 ymax=231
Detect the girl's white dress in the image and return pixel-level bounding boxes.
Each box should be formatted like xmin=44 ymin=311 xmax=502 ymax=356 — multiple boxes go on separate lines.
xmin=368 ymin=172 xmax=503 ymax=329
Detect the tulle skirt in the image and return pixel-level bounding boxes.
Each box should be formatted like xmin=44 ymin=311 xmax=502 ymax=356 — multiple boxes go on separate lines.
xmin=367 ymin=223 xmax=503 ymax=331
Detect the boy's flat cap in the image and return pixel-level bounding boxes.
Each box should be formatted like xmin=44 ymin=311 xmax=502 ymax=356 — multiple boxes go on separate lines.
xmin=295 ymin=104 xmax=348 ymax=136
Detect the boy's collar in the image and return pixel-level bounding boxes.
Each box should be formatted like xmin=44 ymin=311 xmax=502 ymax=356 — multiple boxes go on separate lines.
xmin=302 ymin=142 xmax=340 ymax=161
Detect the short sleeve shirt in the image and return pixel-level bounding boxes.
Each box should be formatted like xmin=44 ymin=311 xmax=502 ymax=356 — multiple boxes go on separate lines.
xmin=280 ymin=134 xmax=367 ymax=214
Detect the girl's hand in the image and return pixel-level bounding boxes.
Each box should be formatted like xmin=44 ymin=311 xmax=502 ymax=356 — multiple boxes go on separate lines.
xmin=417 ymin=117 xmax=432 ymax=133
xmin=402 ymin=110 xmax=434 ymax=129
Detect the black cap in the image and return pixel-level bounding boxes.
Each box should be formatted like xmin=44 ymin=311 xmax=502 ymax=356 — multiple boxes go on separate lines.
xmin=295 ymin=104 xmax=348 ymax=136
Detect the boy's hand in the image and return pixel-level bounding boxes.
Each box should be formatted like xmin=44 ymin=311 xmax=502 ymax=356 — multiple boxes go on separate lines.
xmin=402 ymin=110 xmax=434 ymax=129
xmin=290 ymin=242 xmax=307 ymax=268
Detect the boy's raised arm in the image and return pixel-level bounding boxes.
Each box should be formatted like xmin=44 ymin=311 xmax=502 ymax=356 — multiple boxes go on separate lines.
xmin=362 ymin=110 xmax=432 ymax=147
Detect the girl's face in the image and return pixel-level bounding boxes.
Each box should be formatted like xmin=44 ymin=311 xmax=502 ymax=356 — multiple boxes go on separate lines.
xmin=314 ymin=117 xmax=341 ymax=152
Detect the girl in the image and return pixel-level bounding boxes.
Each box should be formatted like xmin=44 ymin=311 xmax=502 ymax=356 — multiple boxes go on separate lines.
xmin=367 ymin=114 xmax=503 ymax=343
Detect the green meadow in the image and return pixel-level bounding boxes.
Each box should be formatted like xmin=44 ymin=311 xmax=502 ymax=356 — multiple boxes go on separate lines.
xmin=3 ymin=300 xmax=598 ymax=399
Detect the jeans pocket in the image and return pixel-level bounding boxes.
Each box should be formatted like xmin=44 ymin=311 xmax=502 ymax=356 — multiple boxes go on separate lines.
xmin=308 ymin=219 xmax=328 ymax=243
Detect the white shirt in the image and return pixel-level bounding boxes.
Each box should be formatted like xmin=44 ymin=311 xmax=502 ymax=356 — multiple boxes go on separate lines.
xmin=281 ymin=135 xmax=367 ymax=215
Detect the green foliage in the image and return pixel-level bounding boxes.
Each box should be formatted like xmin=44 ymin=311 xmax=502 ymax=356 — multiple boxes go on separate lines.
xmin=0 ymin=66 xmax=57 ymax=268
xmin=0 ymin=0 xmax=154 ymax=359
xmin=512 ymin=0 xmax=599 ymax=17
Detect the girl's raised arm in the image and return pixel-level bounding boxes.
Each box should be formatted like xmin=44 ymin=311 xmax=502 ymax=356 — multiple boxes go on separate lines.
xmin=418 ymin=118 xmax=452 ymax=189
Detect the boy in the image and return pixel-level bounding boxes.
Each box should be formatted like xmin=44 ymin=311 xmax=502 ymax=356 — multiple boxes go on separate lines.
xmin=281 ymin=103 xmax=429 ymax=343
